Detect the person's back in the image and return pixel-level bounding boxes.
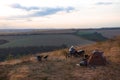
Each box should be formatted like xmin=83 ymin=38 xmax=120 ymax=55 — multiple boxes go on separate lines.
xmin=69 ymin=46 xmax=76 ymax=56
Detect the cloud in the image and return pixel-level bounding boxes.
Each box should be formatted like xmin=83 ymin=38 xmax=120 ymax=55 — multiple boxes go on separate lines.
xmin=96 ymin=2 xmax=113 ymax=5
xmin=29 ymin=7 xmax=74 ymax=17
xmin=66 ymin=7 xmax=74 ymax=12
xmin=9 ymin=3 xmax=75 ymax=17
xmin=10 ymin=3 xmax=39 ymax=11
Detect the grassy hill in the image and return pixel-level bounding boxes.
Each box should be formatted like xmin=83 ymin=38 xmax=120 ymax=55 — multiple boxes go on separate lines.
xmin=0 ymin=34 xmax=94 ymax=61
xmin=0 ymin=28 xmax=120 ymax=48
xmin=0 ymin=28 xmax=120 ymax=62
xmin=75 ymin=28 xmax=120 ymax=39
xmin=76 ymin=31 xmax=107 ymax=41
xmin=97 ymin=29 xmax=120 ymax=38
xmin=0 ymin=34 xmax=94 ymax=48
xmin=0 ymin=36 xmax=120 ymax=80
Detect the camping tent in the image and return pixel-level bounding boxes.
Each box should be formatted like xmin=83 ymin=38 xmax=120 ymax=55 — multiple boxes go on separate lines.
xmin=87 ymin=51 xmax=106 ymax=66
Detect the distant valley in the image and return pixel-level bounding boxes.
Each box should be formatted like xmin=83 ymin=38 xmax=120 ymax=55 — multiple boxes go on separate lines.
xmin=0 ymin=27 xmax=120 ymax=61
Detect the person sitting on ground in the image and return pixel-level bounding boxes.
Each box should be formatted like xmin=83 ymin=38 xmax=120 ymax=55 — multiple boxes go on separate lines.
xmin=77 ymin=50 xmax=85 ymax=56
xmin=69 ymin=46 xmax=77 ymax=57
xmin=79 ymin=54 xmax=89 ymax=66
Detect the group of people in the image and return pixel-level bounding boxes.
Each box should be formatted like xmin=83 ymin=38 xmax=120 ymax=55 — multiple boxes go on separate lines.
xmin=69 ymin=46 xmax=106 ymax=67
xmin=36 ymin=45 xmax=106 ymax=68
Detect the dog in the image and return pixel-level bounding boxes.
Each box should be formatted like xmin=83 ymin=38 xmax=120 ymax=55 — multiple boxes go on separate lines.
xmin=43 ymin=55 xmax=49 ymax=61
xmin=36 ymin=55 xmax=43 ymax=61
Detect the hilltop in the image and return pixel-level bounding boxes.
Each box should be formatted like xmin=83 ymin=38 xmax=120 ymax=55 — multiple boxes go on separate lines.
xmin=0 ymin=36 xmax=120 ymax=80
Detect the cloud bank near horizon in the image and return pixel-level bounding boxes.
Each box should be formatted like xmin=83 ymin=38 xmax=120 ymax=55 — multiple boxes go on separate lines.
xmin=96 ymin=2 xmax=113 ymax=5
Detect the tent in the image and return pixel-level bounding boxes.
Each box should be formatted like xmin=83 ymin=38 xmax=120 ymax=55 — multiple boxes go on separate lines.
xmin=87 ymin=51 xmax=106 ymax=66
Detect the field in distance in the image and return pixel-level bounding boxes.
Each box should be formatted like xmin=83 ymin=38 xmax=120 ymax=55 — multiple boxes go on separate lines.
xmin=0 ymin=34 xmax=94 ymax=48
xmin=0 ymin=28 xmax=119 ymax=61
xmin=0 ymin=34 xmax=94 ymax=61
xmin=0 ymin=28 xmax=120 ymax=48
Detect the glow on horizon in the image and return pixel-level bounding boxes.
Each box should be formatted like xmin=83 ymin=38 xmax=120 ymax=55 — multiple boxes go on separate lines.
xmin=0 ymin=0 xmax=120 ymax=29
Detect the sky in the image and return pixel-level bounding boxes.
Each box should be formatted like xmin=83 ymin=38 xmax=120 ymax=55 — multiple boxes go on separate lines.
xmin=0 ymin=0 xmax=120 ymax=29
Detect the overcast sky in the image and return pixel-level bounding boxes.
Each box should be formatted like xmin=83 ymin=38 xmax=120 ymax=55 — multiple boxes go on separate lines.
xmin=0 ymin=0 xmax=120 ymax=29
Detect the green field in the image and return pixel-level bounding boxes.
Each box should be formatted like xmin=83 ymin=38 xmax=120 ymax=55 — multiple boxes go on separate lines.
xmin=0 ymin=34 xmax=94 ymax=48
xmin=76 ymin=31 xmax=108 ymax=41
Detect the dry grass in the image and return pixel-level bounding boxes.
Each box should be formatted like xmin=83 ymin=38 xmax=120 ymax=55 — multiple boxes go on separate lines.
xmin=0 ymin=36 xmax=120 ymax=80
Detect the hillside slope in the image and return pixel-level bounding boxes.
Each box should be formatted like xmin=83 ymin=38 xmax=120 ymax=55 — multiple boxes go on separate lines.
xmin=76 ymin=32 xmax=107 ymax=41
xmin=0 ymin=36 xmax=120 ymax=80
xmin=0 ymin=34 xmax=94 ymax=61
xmin=0 ymin=34 xmax=94 ymax=48
xmin=98 ymin=29 xmax=120 ymax=38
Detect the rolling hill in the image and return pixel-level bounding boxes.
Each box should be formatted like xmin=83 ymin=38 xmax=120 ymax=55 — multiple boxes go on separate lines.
xmin=0 ymin=36 xmax=120 ymax=80
xmin=0 ymin=28 xmax=120 ymax=61
xmin=0 ymin=34 xmax=94 ymax=61
xmin=0 ymin=34 xmax=94 ymax=48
